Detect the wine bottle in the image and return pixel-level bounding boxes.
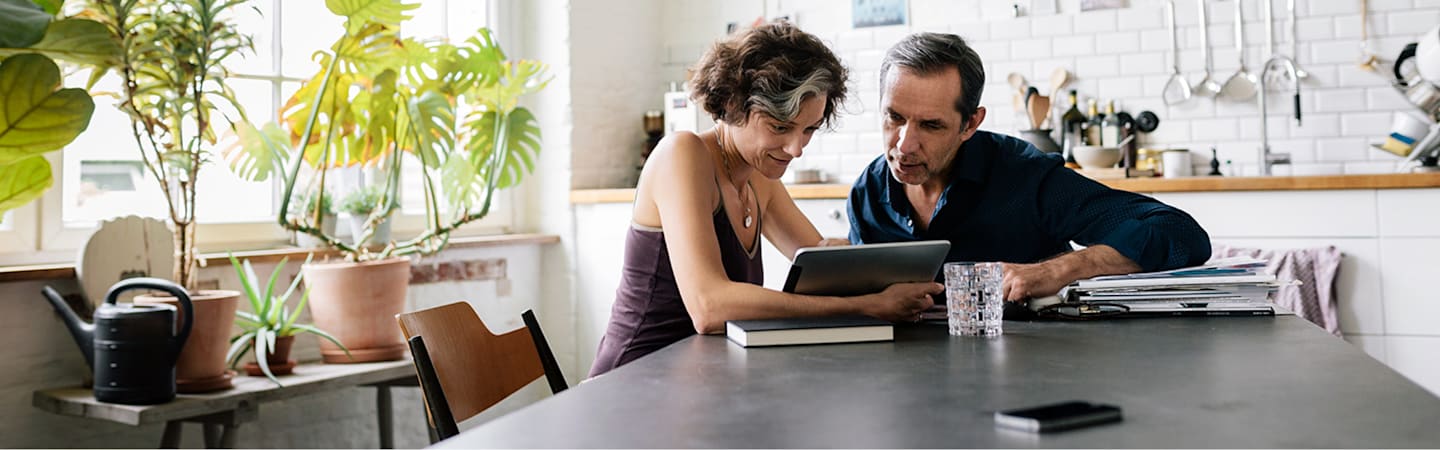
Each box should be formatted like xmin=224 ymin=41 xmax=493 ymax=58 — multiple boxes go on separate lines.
xmin=1060 ymin=90 xmax=1085 ymax=162
xmin=1084 ymin=99 xmax=1103 ymax=146
xmin=1101 ymin=101 xmax=1122 ymax=149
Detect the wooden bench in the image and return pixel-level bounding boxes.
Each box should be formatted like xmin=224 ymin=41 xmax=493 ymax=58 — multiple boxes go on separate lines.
xmin=33 ymin=360 xmax=418 ymax=449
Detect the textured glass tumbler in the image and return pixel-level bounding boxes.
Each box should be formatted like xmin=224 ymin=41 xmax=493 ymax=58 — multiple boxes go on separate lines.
xmin=945 ymin=262 xmax=1004 ymax=337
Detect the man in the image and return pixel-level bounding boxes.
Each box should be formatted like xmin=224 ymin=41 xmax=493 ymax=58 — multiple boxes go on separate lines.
xmin=848 ymin=32 xmax=1211 ymax=307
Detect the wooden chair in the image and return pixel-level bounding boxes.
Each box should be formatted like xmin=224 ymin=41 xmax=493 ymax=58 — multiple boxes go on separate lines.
xmin=396 ymin=302 xmax=568 ymax=442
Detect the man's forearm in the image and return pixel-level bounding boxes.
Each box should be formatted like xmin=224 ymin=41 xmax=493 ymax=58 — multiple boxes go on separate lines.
xmin=1048 ymin=245 xmax=1142 ymax=284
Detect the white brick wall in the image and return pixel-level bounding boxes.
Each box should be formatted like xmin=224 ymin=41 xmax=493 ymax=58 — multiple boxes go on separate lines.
xmin=647 ymin=0 xmax=1440 ymax=184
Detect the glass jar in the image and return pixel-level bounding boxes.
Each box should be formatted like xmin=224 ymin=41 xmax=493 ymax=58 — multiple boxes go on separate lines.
xmin=1135 ymin=148 xmax=1165 ymax=175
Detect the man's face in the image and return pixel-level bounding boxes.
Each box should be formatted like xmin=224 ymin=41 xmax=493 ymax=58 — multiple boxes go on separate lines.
xmin=880 ymin=66 xmax=983 ymax=187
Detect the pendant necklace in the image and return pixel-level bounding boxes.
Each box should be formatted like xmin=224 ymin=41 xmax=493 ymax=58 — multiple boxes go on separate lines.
xmin=716 ymin=129 xmax=753 ymax=228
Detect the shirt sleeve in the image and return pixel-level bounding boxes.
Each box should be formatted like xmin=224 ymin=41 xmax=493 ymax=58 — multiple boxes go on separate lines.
xmin=1033 ymin=167 xmax=1211 ymax=271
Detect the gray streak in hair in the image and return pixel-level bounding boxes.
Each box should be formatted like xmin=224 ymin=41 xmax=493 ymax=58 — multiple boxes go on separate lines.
xmin=747 ymin=69 xmax=835 ymax=124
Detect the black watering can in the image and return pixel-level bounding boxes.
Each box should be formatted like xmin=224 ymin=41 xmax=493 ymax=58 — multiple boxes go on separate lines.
xmin=42 ymin=278 xmax=193 ymax=405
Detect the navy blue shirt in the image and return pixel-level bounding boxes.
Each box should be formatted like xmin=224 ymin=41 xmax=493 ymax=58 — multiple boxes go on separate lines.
xmin=848 ymin=130 xmax=1210 ymax=272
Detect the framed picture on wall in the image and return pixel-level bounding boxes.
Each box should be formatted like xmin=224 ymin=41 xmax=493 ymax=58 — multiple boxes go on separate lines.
xmin=852 ymin=0 xmax=906 ymax=28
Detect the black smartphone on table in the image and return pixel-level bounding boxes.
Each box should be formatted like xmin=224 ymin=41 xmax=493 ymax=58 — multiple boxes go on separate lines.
xmin=994 ymin=401 xmax=1122 ymax=433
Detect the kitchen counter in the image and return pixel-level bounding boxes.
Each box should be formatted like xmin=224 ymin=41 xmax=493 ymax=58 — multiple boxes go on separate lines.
xmin=569 ymin=172 xmax=1440 ymax=203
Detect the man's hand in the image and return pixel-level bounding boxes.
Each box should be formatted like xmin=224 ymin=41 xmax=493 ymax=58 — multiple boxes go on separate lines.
xmin=1000 ymin=261 xmax=1068 ymax=302
xmin=999 ymin=245 xmax=1142 ymax=302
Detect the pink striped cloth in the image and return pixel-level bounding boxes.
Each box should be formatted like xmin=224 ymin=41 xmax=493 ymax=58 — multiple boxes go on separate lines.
xmin=1211 ymin=245 xmax=1343 ymax=336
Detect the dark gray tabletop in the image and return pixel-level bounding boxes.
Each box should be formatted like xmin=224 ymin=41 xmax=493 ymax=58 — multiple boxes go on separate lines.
xmin=437 ymin=316 xmax=1440 ymax=448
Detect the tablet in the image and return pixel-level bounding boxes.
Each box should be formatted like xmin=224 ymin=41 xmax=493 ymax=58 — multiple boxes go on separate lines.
xmin=781 ymin=240 xmax=951 ymax=296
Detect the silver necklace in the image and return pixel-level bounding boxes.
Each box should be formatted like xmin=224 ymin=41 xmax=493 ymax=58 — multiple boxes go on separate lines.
xmin=715 ymin=129 xmax=753 ymax=228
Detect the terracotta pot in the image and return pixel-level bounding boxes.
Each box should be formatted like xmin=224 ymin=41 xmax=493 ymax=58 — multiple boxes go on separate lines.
xmin=243 ymin=335 xmax=296 ymax=376
xmin=134 ymin=290 xmax=239 ymax=393
xmin=302 ymin=258 xmax=410 ymax=363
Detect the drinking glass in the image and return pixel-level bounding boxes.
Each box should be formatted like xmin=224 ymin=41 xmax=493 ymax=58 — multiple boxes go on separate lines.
xmin=945 ymin=262 xmax=1004 ymax=337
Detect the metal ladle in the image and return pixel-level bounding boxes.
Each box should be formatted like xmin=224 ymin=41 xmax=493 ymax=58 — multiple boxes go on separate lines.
xmin=1220 ymin=0 xmax=1258 ymax=101
xmin=1193 ymin=0 xmax=1223 ymax=97
xmin=1358 ymin=0 xmax=1381 ymax=72
xmin=1162 ymin=0 xmax=1193 ymax=105
xmin=1288 ymin=0 xmax=1309 ymax=79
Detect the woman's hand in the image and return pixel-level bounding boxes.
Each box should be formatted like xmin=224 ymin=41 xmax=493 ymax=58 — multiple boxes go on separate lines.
xmin=861 ymin=282 xmax=942 ymax=322
xmin=817 ymin=238 xmax=850 ymax=247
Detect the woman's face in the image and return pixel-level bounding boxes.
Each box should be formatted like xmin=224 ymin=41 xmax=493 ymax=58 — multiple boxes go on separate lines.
xmin=730 ymin=94 xmax=827 ymax=180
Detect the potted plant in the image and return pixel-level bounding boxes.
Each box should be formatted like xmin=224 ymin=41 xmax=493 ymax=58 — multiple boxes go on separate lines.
xmin=291 ymin=190 xmax=336 ymax=248
xmin=338 ymin=183 xmax=394 ymax=246
xmin=81 ymin=0 xmax=254 ymax=392
xmin=225 ymin=254 xmax=347 ymax=386
xmin=224 ymin=0 xmax=549 ymax=363
xmin=0 ymin=0 xmax=117 ymax=219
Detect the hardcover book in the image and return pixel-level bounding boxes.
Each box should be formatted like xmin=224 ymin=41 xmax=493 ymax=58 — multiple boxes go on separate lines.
xmin=725 ymin=316 xmax=893 ymax=347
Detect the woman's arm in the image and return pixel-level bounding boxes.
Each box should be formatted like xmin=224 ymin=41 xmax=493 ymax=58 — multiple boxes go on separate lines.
xmin=641 ymin=133 xmax=938 ymax=334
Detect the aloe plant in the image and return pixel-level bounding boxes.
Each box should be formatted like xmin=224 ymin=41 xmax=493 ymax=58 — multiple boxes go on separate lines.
xmin=225 ymin=253 xmax=348 ymax=386
xmin=79 ymin=0 xmax=253 ymax=289
xmin=0 ymin=0 xmax=118 ymax=222
xmin=224 ymin=0 xmax=549 ymax=262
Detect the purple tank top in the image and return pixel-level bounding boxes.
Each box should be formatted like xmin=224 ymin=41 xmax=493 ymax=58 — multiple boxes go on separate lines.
xmin=588 ymin=205 xmax=763 ymax=377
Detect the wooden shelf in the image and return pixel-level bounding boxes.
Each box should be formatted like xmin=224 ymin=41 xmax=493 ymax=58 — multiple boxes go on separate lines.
xmin=0 ymin=233 xmax=559 ymax=283
xmin=570 ymin=173 xmax=1440 ymax=204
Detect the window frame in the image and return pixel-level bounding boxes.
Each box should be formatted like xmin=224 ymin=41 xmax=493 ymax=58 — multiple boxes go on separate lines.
xmin=1 ymin=0 xmax=520 ymax=267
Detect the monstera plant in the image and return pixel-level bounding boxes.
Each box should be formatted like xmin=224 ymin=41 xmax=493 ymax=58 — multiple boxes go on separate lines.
xmin=223 ymin=0 xmax=548 ymax=364
xmin=225 ymin=0 xmax=549 ymax=263
xmin=0 ymin=0 xmax=117 ymax=221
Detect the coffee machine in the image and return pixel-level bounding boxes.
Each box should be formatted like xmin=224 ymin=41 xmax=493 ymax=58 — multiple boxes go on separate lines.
xmin=663 ymin=82 xmax=713 ymax=135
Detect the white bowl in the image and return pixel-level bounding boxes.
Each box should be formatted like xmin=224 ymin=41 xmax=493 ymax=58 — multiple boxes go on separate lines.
xmin=1073 ymin=145 xmax=1121 ymax=169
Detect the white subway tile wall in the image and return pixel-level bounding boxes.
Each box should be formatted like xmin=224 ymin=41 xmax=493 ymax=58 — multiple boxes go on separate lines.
xmin=651 ymin=0 xmax=1439 ymax=185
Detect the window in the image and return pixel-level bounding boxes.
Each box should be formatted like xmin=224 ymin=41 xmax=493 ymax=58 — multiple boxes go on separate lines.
xmin=7 ymin=0 xmax=515 ymax=265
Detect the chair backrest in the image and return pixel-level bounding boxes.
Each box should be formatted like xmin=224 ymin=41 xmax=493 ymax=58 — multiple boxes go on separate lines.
xmin=396 ymin=302 xmax=567 ymax=434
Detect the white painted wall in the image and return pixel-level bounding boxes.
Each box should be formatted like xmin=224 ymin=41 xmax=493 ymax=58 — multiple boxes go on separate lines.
xmin=586 ymin=0 xmax=1440 ymax=190
xmin=0 ymin=243 xmax=548 ymax=448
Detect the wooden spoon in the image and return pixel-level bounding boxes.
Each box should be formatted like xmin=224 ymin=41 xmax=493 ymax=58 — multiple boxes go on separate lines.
xmin=1028 ymin=93 xmax=1051 ymax=130
xmin=1048 ymin=68 xmax=1071 ymax=99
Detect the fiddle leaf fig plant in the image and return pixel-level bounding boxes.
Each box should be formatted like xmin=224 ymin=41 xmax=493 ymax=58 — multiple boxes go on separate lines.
xmin=224 ymin=0 xmax=550 ymax=262
xmin=0 ymin=0 xmax=117 ymax=222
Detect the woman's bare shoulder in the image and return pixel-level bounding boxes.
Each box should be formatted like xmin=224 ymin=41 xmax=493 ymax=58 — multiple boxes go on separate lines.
xmin=642 ymin=131 xmax=715 ymax=180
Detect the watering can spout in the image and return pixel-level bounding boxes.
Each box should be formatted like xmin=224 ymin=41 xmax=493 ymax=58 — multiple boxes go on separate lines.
xmin=42 ymin=286 xmax=95 ymax=368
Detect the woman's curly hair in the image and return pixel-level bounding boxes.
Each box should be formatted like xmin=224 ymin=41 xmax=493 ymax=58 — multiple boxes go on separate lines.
xmin=689 ymin=22 xmax=848 ymax=128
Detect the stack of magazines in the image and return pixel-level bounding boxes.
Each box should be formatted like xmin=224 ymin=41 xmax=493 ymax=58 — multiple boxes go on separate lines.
xmin=1063 ymin=257 xmax=1293 ymax=317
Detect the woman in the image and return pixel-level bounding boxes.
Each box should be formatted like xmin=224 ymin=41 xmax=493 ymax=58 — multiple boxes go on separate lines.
xmin=589 ymin=22 xmax=942 ymax=377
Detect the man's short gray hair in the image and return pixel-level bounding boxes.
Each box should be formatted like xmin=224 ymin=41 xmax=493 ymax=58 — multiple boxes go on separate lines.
xmin=879 ymin=33 xmax=985 ymax=123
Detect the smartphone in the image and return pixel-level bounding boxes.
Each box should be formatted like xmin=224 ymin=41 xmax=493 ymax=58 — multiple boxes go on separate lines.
xmin=994 ymin=401 xmax=1122 ymax=433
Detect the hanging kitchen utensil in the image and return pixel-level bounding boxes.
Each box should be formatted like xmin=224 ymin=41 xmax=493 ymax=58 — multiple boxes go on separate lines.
xmin=1135 ymin=111 xmax=1161 ymax=133
xmin=1048 ymin=68 xmax=1072 ymax=99
xmin=1194 ymin=0 xmax=1223 ymax=97
xmin=1220 ymin=0 xmax=1258 ymax=101
xmin=1162 ymin=0 xmax=1193 ymax=105
xmin=1262 ymin=0 xmax=1288 ymax=87
xmin=1288 ymin=0 xmax=1309 ymax=79
xmin=1358 ymin=0 xmax=1381 ymax=72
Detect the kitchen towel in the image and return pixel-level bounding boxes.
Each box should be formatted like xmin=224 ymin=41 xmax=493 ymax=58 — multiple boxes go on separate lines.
xmin=1211 ymin=244 xmax=1343 ymax=336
